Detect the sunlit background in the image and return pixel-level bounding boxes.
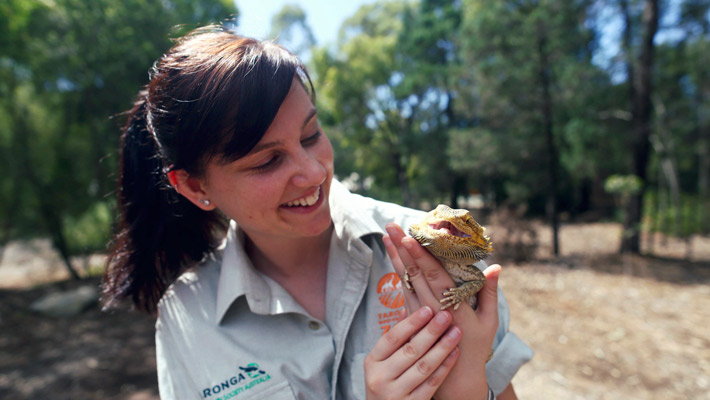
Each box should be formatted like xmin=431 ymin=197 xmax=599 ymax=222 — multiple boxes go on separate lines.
xmin=237 ymin=0 xmax=373 ymax=43
xmin=1 ymin=1 xmax=708 ymax=399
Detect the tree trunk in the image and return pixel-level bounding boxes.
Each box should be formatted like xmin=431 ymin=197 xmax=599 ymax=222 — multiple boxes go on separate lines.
xmin=40 ymin=202 xmax=81 ymax=280
xmin=444 ymin=91 xmax=466 ymax=209
xmin=13 ymin=105 xmax=82 ymax=280
xmin=697 ymin=92 xmax=710 ymax=235
xmin=390 ymin=114 xmax=414 ymax=208
xmin=620 ymin=0 xmax=659 ymax=253
xmin=449 ymin=174 xmax=466 ymax=209
xmin=537 ymin=22 xmax=560 ymax=256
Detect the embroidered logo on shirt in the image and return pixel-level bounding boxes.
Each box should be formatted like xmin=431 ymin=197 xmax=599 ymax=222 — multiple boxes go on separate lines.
xmin=376 ymin=272 xmax=405 ymax=335
xmin=376 ymin=272 xmax=404 ymax=309
xmin=201 ymin=362 xmax=271 ymax=399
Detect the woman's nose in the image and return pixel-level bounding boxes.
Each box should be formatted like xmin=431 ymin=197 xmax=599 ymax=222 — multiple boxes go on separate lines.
xmin=291 ymin=150 xmax=326 ymax=187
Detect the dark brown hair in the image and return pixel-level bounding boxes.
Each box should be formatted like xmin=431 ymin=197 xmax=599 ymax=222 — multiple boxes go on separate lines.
xmin=103 ymin=25 xmax=314 ymax=314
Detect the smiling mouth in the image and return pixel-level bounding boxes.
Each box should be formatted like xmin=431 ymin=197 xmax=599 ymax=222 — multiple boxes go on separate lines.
xmin=282 ymin=187 xmax=320 ymax=207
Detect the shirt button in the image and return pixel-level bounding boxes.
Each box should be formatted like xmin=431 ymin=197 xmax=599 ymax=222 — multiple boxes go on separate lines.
xmin=308 ymin=321 xmax=320 ymax=330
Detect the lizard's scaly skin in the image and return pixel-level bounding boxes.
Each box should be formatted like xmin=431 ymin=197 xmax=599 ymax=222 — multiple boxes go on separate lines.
xmin=409 ymin=204 xmax=493 ymax=310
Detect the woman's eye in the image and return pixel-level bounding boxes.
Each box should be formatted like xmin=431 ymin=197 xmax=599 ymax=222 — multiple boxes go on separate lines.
xmin=302 ymin=131 xmax=321 ymax=146
xmin=253 ymin=154 xmax=282 ymax=171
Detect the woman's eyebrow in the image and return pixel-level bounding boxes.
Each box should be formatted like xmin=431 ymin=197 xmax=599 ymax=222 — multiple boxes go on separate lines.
xmin=302 ymin=107 xmax=318 ymax=130
xmin=248 ymin=108 xmax=318 ymax=155
xmin=249 ymin=141 xmax=281 ymax=155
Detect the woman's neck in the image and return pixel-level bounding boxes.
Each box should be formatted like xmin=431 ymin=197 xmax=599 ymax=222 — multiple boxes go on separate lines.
xmin=243 ymin=224 xmax=333 ymax=320
xmin=245 ymin=224 xmax=332 ymax=277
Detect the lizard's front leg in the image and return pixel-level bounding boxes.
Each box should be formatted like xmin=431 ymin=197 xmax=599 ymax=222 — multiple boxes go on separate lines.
xmin=439 ymin=267 xmax=486 ymax=310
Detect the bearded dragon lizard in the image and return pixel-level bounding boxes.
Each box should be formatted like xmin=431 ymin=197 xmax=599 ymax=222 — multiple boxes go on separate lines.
xmin=408 ymin=204 xmax=493 ymax=311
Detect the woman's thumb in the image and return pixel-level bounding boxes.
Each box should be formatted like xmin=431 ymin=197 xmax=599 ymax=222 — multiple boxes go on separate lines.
xmin=477 ymin=264 xmax=501 ymax=319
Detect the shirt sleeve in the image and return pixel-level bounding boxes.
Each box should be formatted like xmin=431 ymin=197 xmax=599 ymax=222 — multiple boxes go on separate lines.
xmin=486 ymin=287 xmax=534 ymax=395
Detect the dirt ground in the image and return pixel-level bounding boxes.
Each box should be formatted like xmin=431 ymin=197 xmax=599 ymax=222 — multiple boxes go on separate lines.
xmin=1 ymin=222 xmax=709 ymax=400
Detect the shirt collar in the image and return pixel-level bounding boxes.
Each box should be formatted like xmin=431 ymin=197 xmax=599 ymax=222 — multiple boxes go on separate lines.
xmin=214 ymin=179 xmax=385 ymax=324
xmin=214 ymin=221 xmax=272 ymax=324
xmin=328 ymin=179 xmax=385 ymax=240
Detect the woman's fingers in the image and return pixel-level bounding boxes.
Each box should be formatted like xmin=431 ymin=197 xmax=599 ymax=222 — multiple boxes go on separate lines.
xmin=368 ymin=306 xmax=434 ymax=362
xmin=388 ymin=311 xmax=455 ymax=375
xmin=380 ymin=223 xmax=504 ymax=399
xmin=385 ymin=224 xmax=443 ymax=304
xmin=379 ymin=222 xmax=503 ymax=398
xmin=396 ymin=322 xmax=461 ymax=386
xmin=400 ymin=235 xmax=456 ymax=300
xmin=365 ymin=307 xmax=463 ymax=399
xmin=408 ymin=345 xmax=460 ymax=399
xmin=386 ymin=223 xmax=458 ymax=312
xmin=382 ymin=234 xmax=421 ymax=314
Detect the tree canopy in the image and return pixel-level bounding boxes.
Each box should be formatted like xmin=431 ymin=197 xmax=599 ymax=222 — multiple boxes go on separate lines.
xmin=0 ymin=0 xmax=236 ymax=275
xmin=1 ymin=0 xmax=708 ymax=267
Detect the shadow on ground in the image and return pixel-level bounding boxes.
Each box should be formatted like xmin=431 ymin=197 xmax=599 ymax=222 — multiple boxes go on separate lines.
xmin=0 ymin=277 xmax=158 ymax=400
xmin=1 ymin=222 xmax=708 ymax=399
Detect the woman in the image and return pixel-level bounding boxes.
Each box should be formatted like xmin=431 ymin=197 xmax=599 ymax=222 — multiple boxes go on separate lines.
xmin=104 ymin=25 xmax=532 ymax=400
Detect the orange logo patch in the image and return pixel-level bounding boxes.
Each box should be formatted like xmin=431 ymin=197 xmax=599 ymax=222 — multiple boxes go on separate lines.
xmin=376 ymin=272 xmax=404 ymax=309
xmin=376 ymin=273 xmax=406 ymax=335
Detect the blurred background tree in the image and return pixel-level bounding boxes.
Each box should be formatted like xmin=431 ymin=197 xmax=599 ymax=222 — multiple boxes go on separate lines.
xmin=1 ymin=0 xmax=708 ymax=273
xmin=269 ymin=3 xmax=316 ymax=58
xmin=0 ymin=0 xmax=236 ymax=277
xmin=310 ymin=0 xmax=708 ymax=257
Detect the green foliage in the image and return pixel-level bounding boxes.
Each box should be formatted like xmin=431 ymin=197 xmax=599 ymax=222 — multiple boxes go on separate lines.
xmin=312 ymin=1 xmax=417 ymax=204
xmin=311 ymin=0 xmax=708 ymax=230
xmin=0 ymin=0 xmax=236 ymax=262
xmin=2 ymin=0 xmax=709 ymax=267
xmin=605 ymin=174 xmax=643 ymax=225
xmin=644 ymin=192 xmax=708 ymax=237
xmin=605 ymin=175 xmax=644 ymax=196
xmin=64 ymin=201 xmax=114 ymax=255
xmin=453 ymin=0 xmax=612 ymax=213
xmin=312 ymin=0 xmax=469 ymax=205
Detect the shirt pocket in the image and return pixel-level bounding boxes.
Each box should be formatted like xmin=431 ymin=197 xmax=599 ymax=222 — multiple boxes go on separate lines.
xmin=240 ymin=380 xmax=296 ymax=400
xmin=350 ymin=353 xmax=368 ymax=399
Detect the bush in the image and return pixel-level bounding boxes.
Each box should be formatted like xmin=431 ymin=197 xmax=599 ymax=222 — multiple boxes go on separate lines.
xmin=64 ymin=201 xmax=114 ymax=255
xmin=643 ymin=191 xmax=708 ymax=237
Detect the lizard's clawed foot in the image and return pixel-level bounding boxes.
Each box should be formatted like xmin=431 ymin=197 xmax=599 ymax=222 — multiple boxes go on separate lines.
xmin=440 ymin=287 xmax=469 ymax=310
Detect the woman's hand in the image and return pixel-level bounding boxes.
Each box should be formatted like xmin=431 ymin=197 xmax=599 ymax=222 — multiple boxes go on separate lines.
xmin=364 ymin=306 xmax=462 ymax=399
xmin=383 ymin=223 xmax=501 ymax=400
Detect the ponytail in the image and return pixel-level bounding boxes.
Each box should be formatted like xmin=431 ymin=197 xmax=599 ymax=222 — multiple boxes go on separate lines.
xmin=103 ymin=93 xmax=226 ymax=314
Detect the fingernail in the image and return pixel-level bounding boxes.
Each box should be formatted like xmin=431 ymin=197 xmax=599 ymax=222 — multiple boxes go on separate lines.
xmin=402 ymin=239 xmax=413 ymax=250
xmin=446 ymin=346 xmax=460 ymax=361
xmin=435 ymin=311 xmax=451 ymax=324
xmin=447 ymin=326 xmax=461 ymax=339
xmin=418 ymin=306 xmax=433 ymax=319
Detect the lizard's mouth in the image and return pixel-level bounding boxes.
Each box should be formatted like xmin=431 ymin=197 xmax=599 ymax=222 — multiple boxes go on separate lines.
xmin=428 ymin=221 xmax=472 ymax=238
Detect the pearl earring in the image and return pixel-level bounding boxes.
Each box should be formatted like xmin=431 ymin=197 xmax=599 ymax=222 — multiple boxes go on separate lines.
xmin=201 ymin=199 xmax=211 ymax=206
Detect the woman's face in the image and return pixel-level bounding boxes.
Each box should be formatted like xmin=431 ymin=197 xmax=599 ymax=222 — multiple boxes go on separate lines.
xmin=199 ymin=79 xmax=334 ymax=242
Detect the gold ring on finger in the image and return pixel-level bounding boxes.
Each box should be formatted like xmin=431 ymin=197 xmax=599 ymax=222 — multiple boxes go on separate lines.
xmin=403 ymin=271 xmax=415 ymax=293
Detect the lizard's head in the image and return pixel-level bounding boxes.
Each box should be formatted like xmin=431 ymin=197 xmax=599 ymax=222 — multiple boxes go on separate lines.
xmin=408 ymin=204 xmax=493 ymax=264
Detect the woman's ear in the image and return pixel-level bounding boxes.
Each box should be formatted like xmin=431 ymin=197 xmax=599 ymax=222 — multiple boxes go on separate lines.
xmin=167 ymin=169 xmax=216 ymax=211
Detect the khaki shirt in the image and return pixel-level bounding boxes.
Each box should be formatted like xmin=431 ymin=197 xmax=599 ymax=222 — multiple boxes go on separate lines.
xmin=156 ymin=180 xmax=533 ymax=399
